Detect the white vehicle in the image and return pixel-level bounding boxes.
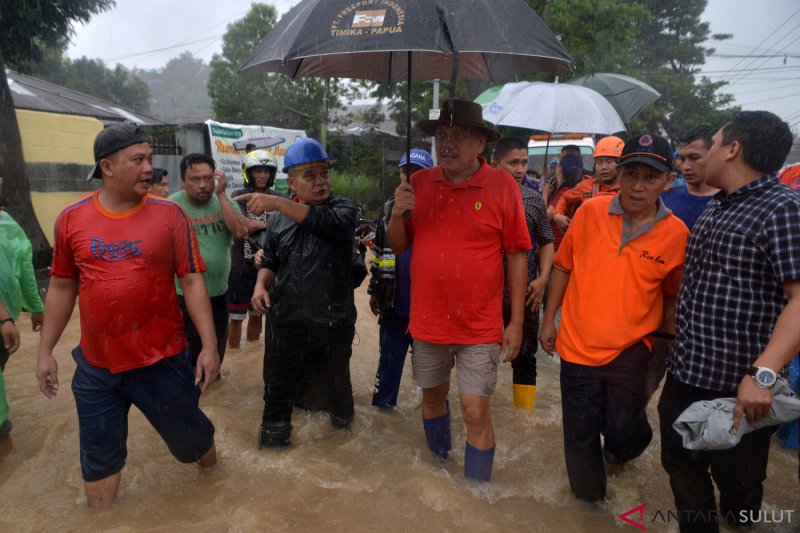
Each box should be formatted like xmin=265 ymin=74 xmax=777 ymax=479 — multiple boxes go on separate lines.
xmin=528 ymin=134 xmax=595 ymax=172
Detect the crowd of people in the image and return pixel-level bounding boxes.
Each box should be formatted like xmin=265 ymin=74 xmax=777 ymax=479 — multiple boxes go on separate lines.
xmin=0 ymin=99 xmax=797 ymax=532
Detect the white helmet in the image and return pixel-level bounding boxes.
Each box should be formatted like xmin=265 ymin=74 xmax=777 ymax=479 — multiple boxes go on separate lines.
xmin=241 ymin=150 xmax=278 ymax=188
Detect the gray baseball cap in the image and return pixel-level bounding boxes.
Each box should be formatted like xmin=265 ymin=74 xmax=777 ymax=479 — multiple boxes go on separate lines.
xmin=87 ymin=123 xmax=151 ymax=180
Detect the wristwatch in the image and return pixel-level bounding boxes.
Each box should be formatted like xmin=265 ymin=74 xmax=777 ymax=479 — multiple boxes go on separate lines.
xmin=749 ymin=366 xmax=778 ymax=389
xmin=0 ymin=317 xmax=14 ymax=326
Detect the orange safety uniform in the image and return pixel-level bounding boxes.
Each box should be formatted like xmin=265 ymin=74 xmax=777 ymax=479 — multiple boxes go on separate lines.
xmin=553 ymin=176 xmax=620 ymax=216
xmin=553 ymin=194 xmax=688 ymax=366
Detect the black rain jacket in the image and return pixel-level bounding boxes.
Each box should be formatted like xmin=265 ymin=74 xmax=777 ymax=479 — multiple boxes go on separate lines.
xmin=259 ymin=196 xmax=357 ymax=327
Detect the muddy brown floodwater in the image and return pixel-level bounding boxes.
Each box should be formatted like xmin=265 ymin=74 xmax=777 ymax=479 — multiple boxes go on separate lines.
xmin=0 ymin=284 xmax=797 ymax=532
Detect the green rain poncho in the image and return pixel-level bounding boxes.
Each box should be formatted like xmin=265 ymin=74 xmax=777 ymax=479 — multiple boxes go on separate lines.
xmin=0 ymin=212 xmax=44 ymax=320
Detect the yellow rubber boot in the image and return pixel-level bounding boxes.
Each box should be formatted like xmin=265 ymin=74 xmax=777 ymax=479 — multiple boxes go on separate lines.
xmin=513 ymin=384 xmax=536 ymax=411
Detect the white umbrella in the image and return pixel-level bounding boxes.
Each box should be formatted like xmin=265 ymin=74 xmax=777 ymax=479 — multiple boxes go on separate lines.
xmin=482 ymin=81 xmax=625 ymax=135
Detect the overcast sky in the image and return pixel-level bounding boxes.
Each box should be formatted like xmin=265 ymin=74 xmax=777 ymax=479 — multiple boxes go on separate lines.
xmin=66 ymin=0 xmax=800 ymax=130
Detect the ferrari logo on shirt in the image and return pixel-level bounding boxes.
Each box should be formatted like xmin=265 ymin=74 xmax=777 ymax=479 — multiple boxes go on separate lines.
xmin=474 ymin=202 xmax=482 ymax=211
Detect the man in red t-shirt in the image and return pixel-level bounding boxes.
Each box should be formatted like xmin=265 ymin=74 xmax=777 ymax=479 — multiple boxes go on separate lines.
xmin=36 ymin=123 xmax=219 ymax=507
xmin=387 ymin=100 xmax=531 ymax=481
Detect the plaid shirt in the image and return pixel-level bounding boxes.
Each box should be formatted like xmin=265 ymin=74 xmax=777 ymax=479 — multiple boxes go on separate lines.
xmin=668 ymin=174 xmax=800 ymax=391
xmin=503 ymin=185 xmax=553 ymax=305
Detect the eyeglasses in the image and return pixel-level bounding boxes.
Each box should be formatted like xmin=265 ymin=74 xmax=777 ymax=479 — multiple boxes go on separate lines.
xmin=434 ymin=127 xmax=475 ymax=143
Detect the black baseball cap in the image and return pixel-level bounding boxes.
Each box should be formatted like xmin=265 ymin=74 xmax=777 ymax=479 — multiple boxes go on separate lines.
xmin=87 ymin=122 xmax=151 ymax=180
xmin=616 ymin=133 xmax=673 ymax=173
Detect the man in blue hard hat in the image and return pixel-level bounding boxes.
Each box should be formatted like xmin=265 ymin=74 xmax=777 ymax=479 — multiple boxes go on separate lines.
xmin=368 ymin=148 xmax=433 ymax=408
xmin=237 ymin=138 xmax=359 ymax=448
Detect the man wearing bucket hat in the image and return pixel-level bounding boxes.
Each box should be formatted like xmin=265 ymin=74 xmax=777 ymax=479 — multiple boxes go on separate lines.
xmin=387 ymin=100 xmax=531 ymax=481
xmin=238 ymin=137 xmax=358 ymax=449
xmin=368 ymin=148 xmax=433 ymax=408
xmin=36 ymin=122 xmax=219 ymax=507
xmin=540 ymin=132 xmax=688 ymax=502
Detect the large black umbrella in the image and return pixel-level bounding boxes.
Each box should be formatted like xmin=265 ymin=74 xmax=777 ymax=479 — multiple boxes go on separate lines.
xmin=239 ymin=0 xmax=573 ymax=169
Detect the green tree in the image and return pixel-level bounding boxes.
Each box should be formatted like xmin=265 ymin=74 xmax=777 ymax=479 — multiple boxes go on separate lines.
xmin=140 ymin=51 xmax=212 ymax=122
xmin=208 ymin=3 xmax=350 ymax=137
xmin=630 ymin=0 xmax=739 ymax=140
xmin=528 ymin=0 xmax=739 ymax=141
xmin=542 ymin=0 xmax=651 ymax=76
xmin=32 ymin=55 xmax=150 ymax=113
xmin=0 ymin=0 xmax=115 ymax=266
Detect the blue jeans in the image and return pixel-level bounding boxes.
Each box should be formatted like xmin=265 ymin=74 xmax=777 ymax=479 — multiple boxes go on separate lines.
xmin=372 ymin=313 xmax=412 ymax=407
xmin=560 ymin=342 xmax=653 ymax=501
xmin=71 ymin=347 xmax=215 ymax=481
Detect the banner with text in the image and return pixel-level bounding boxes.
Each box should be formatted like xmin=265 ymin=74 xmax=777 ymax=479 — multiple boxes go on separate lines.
xmin=205 ymin=119 xmax=306 ymax=195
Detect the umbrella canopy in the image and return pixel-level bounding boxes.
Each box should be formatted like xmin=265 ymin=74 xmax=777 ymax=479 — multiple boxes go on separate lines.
xmin=482 ymin=81 xmax=626 ymax=135
xmin=474 ymin=85 xmax=503 ymax=109
xmin=232 ymin=134 xmax=285 ymax=151
xmin=567 ymin=73 xmax=660 ymax=124
xmin=239 ymin=0 xmax=573 ymax=83
xmin=239 ymin=0 xmax=572 ymax=204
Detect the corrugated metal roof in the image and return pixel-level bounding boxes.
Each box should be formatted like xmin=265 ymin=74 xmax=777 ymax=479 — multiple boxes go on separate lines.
xmin=7 ymin=69 xmax=166 ymax=126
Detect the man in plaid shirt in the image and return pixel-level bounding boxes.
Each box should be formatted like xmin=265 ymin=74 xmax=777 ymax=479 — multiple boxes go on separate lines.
xmin=659 ymin=111 xmax=800 ymax=532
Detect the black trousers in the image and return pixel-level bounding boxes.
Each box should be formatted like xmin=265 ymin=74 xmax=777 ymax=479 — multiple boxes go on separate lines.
xmin=560 ymin=342 xmax=653 ymax=501
xmin=502 ymin=304 xmax=539 ymax=385
xmin=658 ymin=373 xmax=775 ymax=533
xmin=178 ymin=293 xmax=229 ymax=366
xmin=262 ymin=323 xmax=355 ymax=427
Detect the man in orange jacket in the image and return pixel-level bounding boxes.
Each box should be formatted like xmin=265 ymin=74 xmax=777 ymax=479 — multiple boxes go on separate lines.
xmin=553 ymin=136 xmax=624 ymax=233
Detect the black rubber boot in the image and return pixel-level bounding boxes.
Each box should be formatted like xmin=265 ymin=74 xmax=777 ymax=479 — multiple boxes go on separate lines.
xmin=329 ymin=412 xmax=354 ymax=429
xmin=258 ymin=422 xmax=292 ymax=449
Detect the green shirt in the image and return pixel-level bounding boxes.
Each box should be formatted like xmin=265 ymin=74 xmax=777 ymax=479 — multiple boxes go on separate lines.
xmin=169 ymin=191 xmax=234 ymax=297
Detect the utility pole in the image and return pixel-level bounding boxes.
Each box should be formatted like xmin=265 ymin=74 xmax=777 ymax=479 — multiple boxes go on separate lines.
xmin=431 ymin=79 xmax=440 ymax=164
xmin=321 ymin=79 xmax=329 ymax=148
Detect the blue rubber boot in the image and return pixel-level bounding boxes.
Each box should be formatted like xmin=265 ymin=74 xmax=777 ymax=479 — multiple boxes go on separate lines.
xmin=422 ymin=401 xmax=451 ymax=459
xmin=464 ymin=442 xmax=495 ymax=481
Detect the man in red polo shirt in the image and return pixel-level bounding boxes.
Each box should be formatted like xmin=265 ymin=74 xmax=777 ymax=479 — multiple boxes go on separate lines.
xmin=387 ymin=100 xmax=531 ymax=481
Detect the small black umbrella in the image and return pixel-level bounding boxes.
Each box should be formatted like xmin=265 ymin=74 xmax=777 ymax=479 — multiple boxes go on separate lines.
xmin=239 ymin=0 xmax=573 ymax=178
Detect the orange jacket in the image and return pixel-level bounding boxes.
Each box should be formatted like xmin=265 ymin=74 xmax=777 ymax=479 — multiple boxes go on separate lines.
xmin=553 ymin=176 xmax=620 ymax=217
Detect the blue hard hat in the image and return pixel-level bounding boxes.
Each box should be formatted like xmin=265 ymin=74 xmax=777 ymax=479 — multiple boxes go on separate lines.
xmin=282 ymin=138 xmax=334 ymax=173
xmin=398 ymin=149 xmax=434 ymax=169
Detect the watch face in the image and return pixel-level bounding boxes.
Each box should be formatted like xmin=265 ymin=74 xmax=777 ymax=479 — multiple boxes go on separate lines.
xmin=755 ymin=368 xmax=776 ymax=387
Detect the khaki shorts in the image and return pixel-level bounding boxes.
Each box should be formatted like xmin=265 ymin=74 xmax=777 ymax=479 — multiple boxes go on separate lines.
xmin=412 ymin=340 xmax=501 ymax=397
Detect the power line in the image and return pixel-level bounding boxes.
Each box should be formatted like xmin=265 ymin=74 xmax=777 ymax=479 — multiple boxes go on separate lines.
xmin=738 ymin=92 xmax=800 ymax=106
xmin=726 ymin=22 xmax=800 ymax=86
xmin=105 ymin=34 xmax=223 ymax=62
xmin=728 ymin=81 xmax=800 ymax=95
xmin=710 ymin=53 xmax=800 ymax=59
xmin=715 ymin=7 xmax=800 ymax=81
xmin=93 ymin=8 xmax=251 ymax=65
xmin=701 ymin=65 xmax=800 ymax=74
